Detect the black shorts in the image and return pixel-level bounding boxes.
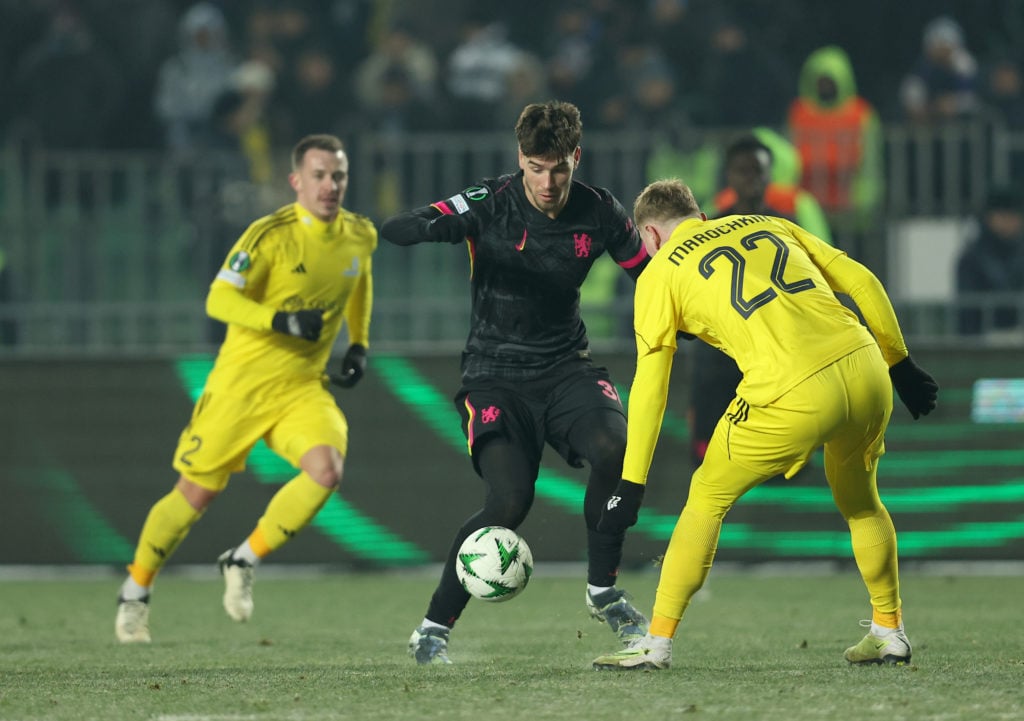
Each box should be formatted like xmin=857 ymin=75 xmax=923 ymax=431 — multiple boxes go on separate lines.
xmin=454 ymin=359 xmax=626 ymax=475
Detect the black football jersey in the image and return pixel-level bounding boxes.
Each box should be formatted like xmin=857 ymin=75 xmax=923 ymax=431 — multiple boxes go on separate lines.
xmin=430 ymin=172 xmax=647 ymax=382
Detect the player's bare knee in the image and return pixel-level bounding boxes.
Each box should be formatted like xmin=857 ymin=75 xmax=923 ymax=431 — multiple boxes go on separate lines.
xmin=308 ymin=465 xmax=343 ymax=489
xmin=300 ymin=445 xmax=344 ymax=489
xmin=174 ymin=475 xmax=219 ymax=510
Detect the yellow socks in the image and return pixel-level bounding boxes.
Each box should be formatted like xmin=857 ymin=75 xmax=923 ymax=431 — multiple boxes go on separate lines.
xmin=872 ymin=608 xmax=903 ymax=630
xmin=650 ymin=615 xmax=680 ymax=638
xmin=251 ymin=472 xmax=333 ymax=557
xmin=652 ymin=505 xmax=722 ymax=625
xmin=848 ymin=509 xmax=902 ymax=618
xmin=128 ymin=489 xmax=203 ymax=587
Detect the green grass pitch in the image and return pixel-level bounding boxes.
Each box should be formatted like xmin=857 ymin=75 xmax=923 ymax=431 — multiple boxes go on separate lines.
xmin=1 ymin=571 xmax=1022 ymax=720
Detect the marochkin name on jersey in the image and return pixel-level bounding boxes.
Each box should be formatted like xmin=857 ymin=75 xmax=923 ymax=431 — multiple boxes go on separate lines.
xmin=667 ymin=214 xmax=770 ymax=266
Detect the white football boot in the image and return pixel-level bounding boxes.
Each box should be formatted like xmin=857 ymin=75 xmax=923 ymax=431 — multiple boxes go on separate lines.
xmin=592 ymin=633 xmax=672 ymax=670
xmin=218 ymin=549 xmax=254 ymax=622
xmin=115 ymin=597 xmax=151 ymax=643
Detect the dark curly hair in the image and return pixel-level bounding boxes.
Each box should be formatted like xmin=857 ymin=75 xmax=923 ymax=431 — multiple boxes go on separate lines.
xmin=514 ymin=101 xmax=582 ymax=159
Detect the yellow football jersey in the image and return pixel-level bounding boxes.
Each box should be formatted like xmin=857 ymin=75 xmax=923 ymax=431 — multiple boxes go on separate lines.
xmin=633 ymin=214 xmax=876 ymax=406
xmin=204 ymin=202 xmax=376 ymax=398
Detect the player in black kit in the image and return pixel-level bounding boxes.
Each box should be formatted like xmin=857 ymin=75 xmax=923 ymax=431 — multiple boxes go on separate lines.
xmin=382 ymin=101 xmax=651 ymax=664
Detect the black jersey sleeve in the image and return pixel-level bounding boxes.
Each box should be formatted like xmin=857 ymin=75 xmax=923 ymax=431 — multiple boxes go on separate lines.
xmin=381 ymin=179 xmax=503 ymax=246
xmin=601 ymin=189 xmax=649 ymax=281
xmin=379 ymin=205 xmax=440 ymax=246
xmin=430 ymin=179 xmax=502 ymax=236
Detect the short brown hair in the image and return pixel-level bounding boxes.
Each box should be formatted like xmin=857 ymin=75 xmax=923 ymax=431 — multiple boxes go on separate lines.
xmin=291 ymin=134 xmax=345 ymax=170
xmin=514 ymin=101 xmax=582 ymax=158
xmin=633 ymin=179 xmax=700 ymax=228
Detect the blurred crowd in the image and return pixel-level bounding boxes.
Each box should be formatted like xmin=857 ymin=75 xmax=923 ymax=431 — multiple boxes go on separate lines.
xmin=2 ymin=0 xmax=1024 ymax=154
xmin=1 ymin=0 xmax=1022 ymax=345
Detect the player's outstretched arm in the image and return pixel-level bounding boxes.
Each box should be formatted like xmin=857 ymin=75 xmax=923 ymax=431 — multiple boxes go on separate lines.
xmin=381 ymin=206 xmax=474 ymax=246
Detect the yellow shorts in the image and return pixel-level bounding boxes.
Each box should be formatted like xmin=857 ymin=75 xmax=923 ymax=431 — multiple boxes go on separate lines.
xmin=172 ymin=380 xmax=348 ymax=491
xmin=690 ymin=344 xmax=892 ymax=517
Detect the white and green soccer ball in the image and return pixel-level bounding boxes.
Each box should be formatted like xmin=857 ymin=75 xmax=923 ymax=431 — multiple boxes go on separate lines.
xmin=455 ymin=526 xmax=534 ymax=602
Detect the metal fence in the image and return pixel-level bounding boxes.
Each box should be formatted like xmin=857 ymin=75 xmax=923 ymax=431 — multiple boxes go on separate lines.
xmin=1 ymin=120 xmax=1022 ymax=355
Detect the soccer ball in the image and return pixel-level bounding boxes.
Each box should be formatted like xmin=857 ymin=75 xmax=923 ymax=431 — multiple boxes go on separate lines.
xmin=455 ymin=526 xmax=533 ymax=602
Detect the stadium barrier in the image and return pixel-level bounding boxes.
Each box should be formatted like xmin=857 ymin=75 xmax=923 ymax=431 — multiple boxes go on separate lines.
xmin=1 ymin=120 xmax=1023 ymax=354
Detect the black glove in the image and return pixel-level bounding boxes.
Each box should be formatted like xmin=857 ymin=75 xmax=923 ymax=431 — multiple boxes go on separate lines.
xmin=889 ymin=355 xmax=938 ymax=420
xmin=330 ymin=344 xmax=367 ymax=388
xmin=597 ymin=479 xmax=646 ymax=534
xmin=271 ymin=309 xmax=324 ymax=341
xmin=425 ymin=213 xmax=472 ymax=244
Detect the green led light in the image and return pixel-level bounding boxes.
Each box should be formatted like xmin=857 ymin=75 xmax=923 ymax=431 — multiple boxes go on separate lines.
xmin=324 ymin=356 xmax=1024 ymax=558
xmin=741 ymin=481 xmax=1024 ymax=511
xmin=863 ymin=448 xmax=1024 ymax=473
xmin=886 ymin=422 xmax=1023 ymax=442
xmin=535 ymin=469 xmax=585 ymax=512
xmin=174 ymin=355 xmax=428 ymax=566
xmin=617 ymin=386 xmax=689 ymax=438
xmin=716 ymin=519 xmax=1024 ymax=557
xmin=29 ymin=468 xmax=135 ymax=563
xmin=374 ymin=357 xmax=467 ymax=448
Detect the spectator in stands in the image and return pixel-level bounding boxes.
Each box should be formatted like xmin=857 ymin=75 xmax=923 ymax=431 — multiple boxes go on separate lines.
xmin=981 ymin=54 xmax=1024 ymax=181
xmin=642 ymin=0 xmax=705 ymax=96
xmin=445 ymin=13 xmax=534 ymax=130
xmin=154 ymin=1 xmax=236 ymax=151
xmin=10 ymin=5 xmax=124 ymax=149
xmin=597 ymin=41 xmax=677 ymax=131
xmin=646 ymin=116 xmax=723 ymax=209
xmin=273 ymin=45 xmax=346 ymax=142
xmin=371 ymin=65 xmax=446 ymax=134
xmin=712 ymin=127 xmax=833 ymax=242
xmin=81 ymin=0 xmax=176 ymax=150
xmin=544 ymin=3 xmax=614 ymax=122
xmin=982 ymin=54 xmax=1024 ymax=129
xmin=956 ymin=185 xmax=1024 ymax=337
xmin=354 ymin=22 xmax=439 ymax=114
xmin=496 ymin=53 xmax=551 ymax=127
xmin=900 ymin=16 xmax=980 ymax=125
xmin=357 ymin=64 xmax=449 ymax=219
xmin=787 ymin=45 xmax=884 ymax=232
xmin=692 ymin=13 xmax=792 ymax=128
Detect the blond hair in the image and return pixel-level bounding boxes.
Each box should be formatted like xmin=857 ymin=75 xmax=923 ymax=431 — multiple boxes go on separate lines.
xmin=633 ymin=179 xmax=700 ymax=228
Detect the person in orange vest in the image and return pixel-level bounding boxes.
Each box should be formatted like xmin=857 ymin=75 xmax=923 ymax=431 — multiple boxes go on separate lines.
xmin=712 ymin=127 xmax=833 ymax=243
xmin=787 ymin=46 xmax=884 ymax=231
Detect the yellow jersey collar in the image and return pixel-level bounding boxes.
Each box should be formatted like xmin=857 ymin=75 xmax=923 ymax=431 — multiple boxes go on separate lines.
xmin=294 ymin=202 xmax=344 ymax=237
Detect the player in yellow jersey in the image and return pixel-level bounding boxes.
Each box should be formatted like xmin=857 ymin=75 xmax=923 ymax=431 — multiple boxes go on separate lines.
xmin=115 ymin=134 xmax=376 ymax=643
xmin=591 ymin=179 xmax=938 ymax=670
